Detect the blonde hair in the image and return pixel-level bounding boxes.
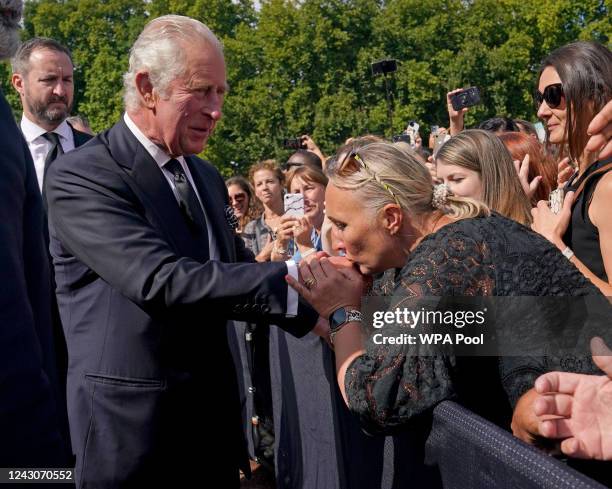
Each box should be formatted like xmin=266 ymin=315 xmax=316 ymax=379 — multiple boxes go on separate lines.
xmin=327 ymin=142 xmax=488 ymax=221
xmin=435 ymin=130 xmax=532 ymax=225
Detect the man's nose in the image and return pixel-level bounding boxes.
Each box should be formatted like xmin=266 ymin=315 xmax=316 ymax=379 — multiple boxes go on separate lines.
xmin=53 ymin=81 xmax=67 ymax=97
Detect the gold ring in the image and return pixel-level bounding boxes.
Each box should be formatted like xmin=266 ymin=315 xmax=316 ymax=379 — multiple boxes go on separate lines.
xmin=304 ymin=278 xmax=317 ymax=289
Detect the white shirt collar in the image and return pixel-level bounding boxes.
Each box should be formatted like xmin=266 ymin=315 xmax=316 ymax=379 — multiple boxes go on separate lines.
xmin=123 ymin=112 xmax=186 ymax=170
xmin=21 ymin=114 xmax=73 ymax=144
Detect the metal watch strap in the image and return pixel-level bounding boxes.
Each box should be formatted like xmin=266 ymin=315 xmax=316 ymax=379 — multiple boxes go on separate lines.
xmin=330 ymin=309 xmax=362 ymax=345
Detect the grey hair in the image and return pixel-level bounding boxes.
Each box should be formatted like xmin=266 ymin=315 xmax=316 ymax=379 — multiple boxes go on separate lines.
xmin=123 ymin=15 xmax=224 ymax=112
xmin=0 ymin=0 xmax=23 ymax=60
xmin=11 ymin=37 xmax=73 ymax=75
xmin=327 ymin=142 xmax=488 ymax=221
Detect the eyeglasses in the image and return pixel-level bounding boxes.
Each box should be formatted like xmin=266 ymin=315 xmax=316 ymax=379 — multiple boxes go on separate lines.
xmin=335 ymin=149 xmax=401 ymax=206
xmin=534 ymin=83 xmax=564 ymax=109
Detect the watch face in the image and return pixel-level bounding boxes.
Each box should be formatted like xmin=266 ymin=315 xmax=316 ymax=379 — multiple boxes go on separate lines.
xmin=330 ymin=308 xmax=348 ymax=331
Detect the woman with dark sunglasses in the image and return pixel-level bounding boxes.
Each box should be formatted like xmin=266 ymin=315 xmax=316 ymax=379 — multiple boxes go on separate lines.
xmin=531 ymin=41 xmax=612 ymax=297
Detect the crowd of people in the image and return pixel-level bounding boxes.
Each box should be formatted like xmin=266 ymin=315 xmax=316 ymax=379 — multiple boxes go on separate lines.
xmin=0 ymin=0 xmax=611 ymax=487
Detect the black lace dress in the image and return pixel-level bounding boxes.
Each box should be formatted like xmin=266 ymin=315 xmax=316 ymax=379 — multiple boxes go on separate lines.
xmin=345 ymin=212 xmax=602 ymax=436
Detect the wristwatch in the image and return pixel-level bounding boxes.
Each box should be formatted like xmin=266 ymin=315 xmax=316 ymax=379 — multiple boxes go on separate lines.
xmin=329 ymin=307 xmax=362 ymax=345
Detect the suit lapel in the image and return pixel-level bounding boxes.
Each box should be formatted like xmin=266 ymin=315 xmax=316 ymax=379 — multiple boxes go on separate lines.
xmin=106 ymin=119 xmax=209 ymax=261
xmin=186 ymin=156 xmax=235 ymax=262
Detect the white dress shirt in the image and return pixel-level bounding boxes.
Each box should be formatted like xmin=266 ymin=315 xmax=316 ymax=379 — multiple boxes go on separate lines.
xmin=123 ymin=113 xmax=298 ymax=316
xmin=21 ymin=115 xmax=75 ymax=193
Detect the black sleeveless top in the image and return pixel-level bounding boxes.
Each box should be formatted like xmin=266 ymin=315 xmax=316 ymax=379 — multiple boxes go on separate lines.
xmin=564 ymin=158 xmax=612 ymax=282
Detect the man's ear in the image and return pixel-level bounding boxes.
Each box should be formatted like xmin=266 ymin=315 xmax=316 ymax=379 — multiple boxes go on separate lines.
xmin=381 ymin=204 xmax=402 ymax=236
xmin=11 ymin=73 xmax=25 ymax=97
xmin=135 ymin=71 xmax=156 ymax=109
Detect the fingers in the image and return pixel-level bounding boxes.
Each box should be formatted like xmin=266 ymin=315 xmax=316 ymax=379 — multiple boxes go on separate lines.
xmin=320 ymin=257 xmax=360 ymax=281
xmin=586 ymin=134 xmax=612 ymax=160
xmin=286 ymin=273 xmax=312 ymax=300
xmin=557 ymin=168 xmax=574 ymax=187
xmin=538 ymin=418 xmax=573 ymax=439
xmin=560 ymin=437 xmax=593 ymax=459
xmin=307 ymin=257 xmax=329 ymax=280
xmin=326 ymin=256 xmax=355 ymax=269
xmin=534 ymin=393 xmax=573 ymax=417
xmin=587 ymin=100 xmax=612 ymax=135
xmin=520 ymin=154 xmax=530 ymax=179
xmin=529 ymin=176 xmax=542 ymax=195
xmin=534 ymin=371 xmax=580 ymax=395
xmin=562 ymin=190 xmax=575 ymax=214
xmin=591 ymin=337 xmax=612 ymax=376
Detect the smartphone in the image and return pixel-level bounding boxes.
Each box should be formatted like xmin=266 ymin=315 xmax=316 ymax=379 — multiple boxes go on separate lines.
xmin=284 ymin=193 xmax=304 ymax=217
xmin=433 ymin=132 xmax=450 ymax=155
xmin=392 ymin=134 xmax=411 ymax=144
xmin=283 ymin=138 xmax=305 ymax=150
xmin=549 ymin=188 xmax=564 ymax=214
xmin=450 ymin=87 xmax=481 ymax=111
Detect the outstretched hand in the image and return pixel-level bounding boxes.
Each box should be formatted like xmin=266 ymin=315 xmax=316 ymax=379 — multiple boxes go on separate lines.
xmin=534 ymin=337 xmax=612 ymax=461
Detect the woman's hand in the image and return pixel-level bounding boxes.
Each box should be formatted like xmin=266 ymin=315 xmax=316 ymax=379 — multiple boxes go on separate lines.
xmin=293 ymin=216 xmax=314 ymax=249
xmin=447 ymin=89 xmax=468 ymax=136
xmin=275 ymin=215 xmax=300 ymax=246
xmin=514 ymin=154 xmax=542 ymax=201
xmin=557 ymin=157 xmax=574 ymax=189
xmin=286 ymin=256 xmax=365 ymax=319
xmin=256 ymin=235 xmax=274 ymax=262
xmin=531 ymin=191 xmax=574 ymax=249
xmin=512 ymin=388 xmax=546 ymax=445
xmin=312 ymin=316 xmax=332 ymax=348
xmin=301 ymin=134 xmax=326 ymax=163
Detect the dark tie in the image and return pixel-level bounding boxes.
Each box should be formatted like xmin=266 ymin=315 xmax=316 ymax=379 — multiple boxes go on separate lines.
xmin=43 ymin=132 xmax=64 ymax=173
xmin=165 ymin=159 xmax=209 ymax=237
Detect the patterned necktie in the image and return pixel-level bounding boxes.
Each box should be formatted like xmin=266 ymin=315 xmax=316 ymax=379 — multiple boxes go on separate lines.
xmin=43 ymin=132 xmax=64 ymax=173
xmin=165 ymin=159 xmax=208 ymax=236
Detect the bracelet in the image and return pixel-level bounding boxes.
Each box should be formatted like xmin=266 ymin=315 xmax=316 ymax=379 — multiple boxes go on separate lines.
xmin=301 ymin=248 xmax=316 ymax=258
xmin=273 ymin=244 xmax=289 ymax=256
xmin=561 ymin=246 xmax=574 ymax=260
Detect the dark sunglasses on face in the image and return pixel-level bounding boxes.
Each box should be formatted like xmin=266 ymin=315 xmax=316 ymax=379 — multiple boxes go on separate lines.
xmin=534 ymin=83 xmax=564 ymax=109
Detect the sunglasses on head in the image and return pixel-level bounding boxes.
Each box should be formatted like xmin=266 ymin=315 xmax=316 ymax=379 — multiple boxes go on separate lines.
xmin=534 ymin=83 xmax=564 ymax=109
xmin=335 ymin=149 xmax=401 ymax=206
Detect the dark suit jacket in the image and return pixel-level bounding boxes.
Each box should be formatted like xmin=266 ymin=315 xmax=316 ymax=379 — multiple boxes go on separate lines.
xmin=0 ymin=91 xmax=69 ymax=466
xmin=40 ymin=123 xmax=93 ymax=462
xmin=45 ymin=118 xmax=317 ymax=488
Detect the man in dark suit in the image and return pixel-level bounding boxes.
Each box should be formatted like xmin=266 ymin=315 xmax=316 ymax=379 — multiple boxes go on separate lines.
xmin=11 ymin=37 xmax=92 ymax=195
xmin=0 ymin=0 xmax=70 ymax=467
xmin=12 ymin=38 xmax=93 ymax=453
xmin=45 ymin=14 xmax=317 ymax=488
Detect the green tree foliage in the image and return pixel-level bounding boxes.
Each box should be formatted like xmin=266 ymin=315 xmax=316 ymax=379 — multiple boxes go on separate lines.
xmin=0 ymin=0 xmax=609 ymax=176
